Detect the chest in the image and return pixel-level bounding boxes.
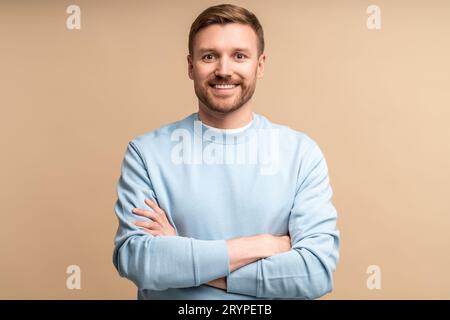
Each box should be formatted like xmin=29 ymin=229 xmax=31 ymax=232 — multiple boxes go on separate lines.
xmin=153 ymin=163 xmax=297 ymax=240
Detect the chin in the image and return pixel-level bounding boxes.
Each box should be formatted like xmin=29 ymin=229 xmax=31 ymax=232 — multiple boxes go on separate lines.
xmin=207 ymin=102 xmax=242 ymax=114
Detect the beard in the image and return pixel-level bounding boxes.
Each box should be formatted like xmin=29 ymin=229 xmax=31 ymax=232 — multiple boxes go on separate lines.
xmin=194 ymin=74 xmax=257 ymax=115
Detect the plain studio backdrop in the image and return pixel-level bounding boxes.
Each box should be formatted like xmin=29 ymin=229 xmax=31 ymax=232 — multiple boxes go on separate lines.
xmin=0 ymin=0 xmax=449 ymax=299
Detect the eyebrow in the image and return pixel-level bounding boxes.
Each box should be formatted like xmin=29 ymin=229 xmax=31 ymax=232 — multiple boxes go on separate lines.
xmin=198 ymin=47 xmax=252 ymax=54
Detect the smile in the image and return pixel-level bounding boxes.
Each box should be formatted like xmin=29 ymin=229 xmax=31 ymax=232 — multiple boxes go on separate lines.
xmin=209 ymin=84 xmax=239 ymax=96
xmin=212 ymin=84 xmax=238 ymax=89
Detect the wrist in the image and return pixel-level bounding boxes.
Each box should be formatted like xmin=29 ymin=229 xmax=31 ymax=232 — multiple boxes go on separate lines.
xmin=253 ymin=234 xmax=275 ymax=258
xmin=226 ymin=234 xmax=272 ymax=272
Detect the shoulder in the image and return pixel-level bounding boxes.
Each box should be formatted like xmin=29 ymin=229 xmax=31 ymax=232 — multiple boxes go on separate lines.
xmin=129 ymin=113 xmax=196 ymax=151
xmin=255 ymin=113 xmax=320 ymax=154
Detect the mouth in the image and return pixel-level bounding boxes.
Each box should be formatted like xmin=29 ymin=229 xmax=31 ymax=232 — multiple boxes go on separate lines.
xmin=208 ymin=83 xmax=240 ymax=97
xmin=209 ymin=83 xmax=240 ymax=89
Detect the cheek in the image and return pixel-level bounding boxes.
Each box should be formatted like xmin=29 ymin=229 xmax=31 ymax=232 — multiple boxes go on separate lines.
xmin=193 ymin=64 xmax=214 ymax=81
xmin=238 ymin=64 xmax=258 ymax=80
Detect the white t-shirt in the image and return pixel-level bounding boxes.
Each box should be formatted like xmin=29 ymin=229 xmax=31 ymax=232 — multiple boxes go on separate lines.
xmin=201 ymin=118 xmax=254 ymax=134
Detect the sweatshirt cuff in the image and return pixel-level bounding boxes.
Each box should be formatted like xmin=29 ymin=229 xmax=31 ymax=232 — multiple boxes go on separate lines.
xmin=192 ymin=239 xmax=230 ymax=285
xmin=226 ymin=261 xmax=259 ymax=297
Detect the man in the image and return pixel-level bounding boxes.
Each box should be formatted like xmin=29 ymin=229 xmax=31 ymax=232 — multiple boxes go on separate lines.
xmin=113 ymin=4 xmax=340 ymax=300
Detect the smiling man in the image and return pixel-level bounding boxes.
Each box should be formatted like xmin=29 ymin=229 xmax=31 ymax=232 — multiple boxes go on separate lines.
xmin=113 ymin=4 xmax=340 ymax=300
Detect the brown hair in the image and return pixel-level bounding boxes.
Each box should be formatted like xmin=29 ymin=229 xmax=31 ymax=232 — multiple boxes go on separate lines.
xmin=188 ymin=4 xmax=265 ymax=57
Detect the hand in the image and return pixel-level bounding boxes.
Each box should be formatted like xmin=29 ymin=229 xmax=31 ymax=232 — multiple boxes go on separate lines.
xmin=206 ymin=277 xmax=227 ymax=290
xmin=260 ymin=234 xmax=291 ymax=257
xmin=225 ymin=234 xmax=292 ymax=273
xmin=132 ymin=198 xmax=176 ymax=236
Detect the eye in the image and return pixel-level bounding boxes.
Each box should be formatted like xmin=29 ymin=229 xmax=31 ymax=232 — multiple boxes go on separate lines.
xmin=202 ymin=54 xmax=215 ymax=61
xmin=235 ymin=53 xmax=246 ymax=60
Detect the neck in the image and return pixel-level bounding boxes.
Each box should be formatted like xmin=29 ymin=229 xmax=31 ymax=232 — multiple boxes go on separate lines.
xmin=198 ymin=102 xmax=253 ymax=129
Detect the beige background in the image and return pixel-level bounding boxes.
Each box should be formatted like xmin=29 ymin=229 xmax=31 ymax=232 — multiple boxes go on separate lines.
xmin=1 ymin=0 xmax=449 ymax=299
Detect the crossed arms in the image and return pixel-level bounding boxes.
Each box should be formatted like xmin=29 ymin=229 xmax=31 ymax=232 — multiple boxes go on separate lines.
xmin=113 ymin=141 xmax=340 ymax=299
xmin=132 ymin=198 xmax=291 ymax=290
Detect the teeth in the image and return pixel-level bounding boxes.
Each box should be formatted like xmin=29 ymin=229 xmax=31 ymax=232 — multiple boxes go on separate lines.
xmin=214 ymin=84 xmax=237 ymax=89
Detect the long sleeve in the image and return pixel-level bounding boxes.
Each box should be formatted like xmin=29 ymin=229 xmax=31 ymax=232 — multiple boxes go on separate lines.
xmin=112 ymin=141 xmax=230 ymax=291
xmin=226 ymin=141 xmax=340 ymax=299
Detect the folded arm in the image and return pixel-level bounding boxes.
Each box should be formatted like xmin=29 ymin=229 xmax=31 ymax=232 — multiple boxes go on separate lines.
xmin=206 ymin=235 xmax=291 ymax=290
xmin=224 ymin=141 xmax=340 ymax=299
xmin=113 ymin=141 xmax=231 ymax=290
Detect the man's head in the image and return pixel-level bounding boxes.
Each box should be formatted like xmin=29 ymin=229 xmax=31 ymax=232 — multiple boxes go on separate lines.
xmin=187 ymin=4 xmax=266 ymax=116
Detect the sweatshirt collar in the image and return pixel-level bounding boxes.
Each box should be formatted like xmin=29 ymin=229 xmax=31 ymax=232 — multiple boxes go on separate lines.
xmin=192 ymin=112 xmax=260 ymax=145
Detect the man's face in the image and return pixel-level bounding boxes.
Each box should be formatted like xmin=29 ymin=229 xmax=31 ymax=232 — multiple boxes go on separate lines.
xmin=188 ymin=23 xmax=265 ymax=115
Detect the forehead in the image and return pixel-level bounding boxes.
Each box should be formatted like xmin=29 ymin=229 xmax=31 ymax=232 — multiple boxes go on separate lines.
xmin=193 ymin=23 xmax=258 ymax=53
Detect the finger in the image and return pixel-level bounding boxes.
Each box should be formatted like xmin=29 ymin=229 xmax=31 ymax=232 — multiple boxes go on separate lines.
xmin=134 ymin=221 xmax=160 ymax=230
xmin=132 ymin=208 xmax=160 ymax=222
xmin=142 ymin=229 xmax=162 ymax=236
xmin=144 ymin=199 xmax=170 ymax=223
xmin=144 ymin=198 xmax=164 ymax=215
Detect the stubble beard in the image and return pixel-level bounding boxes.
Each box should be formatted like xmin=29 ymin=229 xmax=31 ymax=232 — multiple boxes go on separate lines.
xmin=194 ymin=75 xmax=257 ymax=115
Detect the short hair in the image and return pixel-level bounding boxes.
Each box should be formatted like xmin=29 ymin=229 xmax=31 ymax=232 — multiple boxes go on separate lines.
xmin=188 ymin=4 xmax=265 ymax=57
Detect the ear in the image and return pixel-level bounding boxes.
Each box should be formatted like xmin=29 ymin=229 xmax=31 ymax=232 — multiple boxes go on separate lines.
xmin=256 ymin=53 xmax=266 ymax=79
xmin=187 ymin=54 xmax=194 ymax=80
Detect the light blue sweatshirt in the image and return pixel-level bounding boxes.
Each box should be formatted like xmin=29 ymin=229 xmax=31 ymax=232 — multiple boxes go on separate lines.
xmin=112 ymin=112 xmax=340 ymax=300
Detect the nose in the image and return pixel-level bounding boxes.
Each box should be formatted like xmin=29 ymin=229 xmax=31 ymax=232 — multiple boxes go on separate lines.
xmin=214 ymin=56 xmax=233 ymax=78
